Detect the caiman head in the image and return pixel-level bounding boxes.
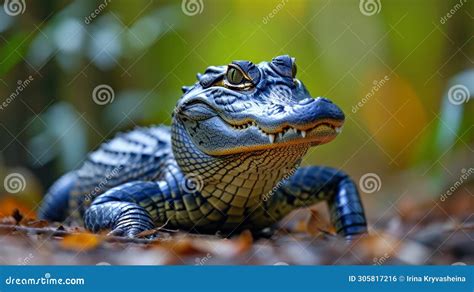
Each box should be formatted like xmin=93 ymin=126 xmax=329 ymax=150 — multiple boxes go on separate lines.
xmin=172 ymin=55 xmax=345 ymax=173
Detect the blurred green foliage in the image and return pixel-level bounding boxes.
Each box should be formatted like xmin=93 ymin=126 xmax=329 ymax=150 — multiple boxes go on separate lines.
xmin=0 ymin=0 xmax=472 ymax=199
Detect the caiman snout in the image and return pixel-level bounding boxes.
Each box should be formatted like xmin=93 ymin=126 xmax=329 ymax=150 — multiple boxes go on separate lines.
xmin=256 ymin=96 xmax=345 ymax=132
xmin=298 ymin=96 xmax=345 ymax=126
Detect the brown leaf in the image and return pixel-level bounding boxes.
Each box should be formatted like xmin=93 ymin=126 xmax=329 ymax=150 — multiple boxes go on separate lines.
xmin=192 ymin=230 xmax=253 ymax=258
xmin=294 ymin=219 xmax=308 ymax=233
xmin=233 ymin=230 xmax=253 ymax=254
xmin=25 ymin=219 xmax=49 ymax=228
xmin=354 ymin=233 xmax=399 ymax=260
xmin=154 ymin=237 xmax=204 ymax=256
xmin=306 ymin=209 xmax=333 ymax=236
xmin=0 ymin=223 xmax=15 ymax=235
xmin=0 ymin=197 xmax=36 ymax=219
xmin=60 ymin=233 xmax=101 ymax=251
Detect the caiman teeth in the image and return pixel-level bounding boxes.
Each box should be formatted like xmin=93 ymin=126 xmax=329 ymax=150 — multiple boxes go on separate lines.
xmin=269 ymin=134 xmax=275 ymax=144
xmin=229 ymin=120 xmax=341 ymax=143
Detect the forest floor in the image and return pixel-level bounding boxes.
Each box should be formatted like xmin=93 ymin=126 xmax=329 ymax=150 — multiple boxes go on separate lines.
xmin=0 ymin=189 xmax=472 ymax=266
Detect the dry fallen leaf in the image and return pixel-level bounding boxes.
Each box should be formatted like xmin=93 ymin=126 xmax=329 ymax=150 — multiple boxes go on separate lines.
xmin=192 ymin=230 xmax=253 ymax=258
xmin=306 ymin=209 xmax=334 ymax=236
xmin=60 ymin=233 xmax=102 ymax=251
xmin=154 ymin=237 xmax=204 ymax=256
xmin=294 ymin=219 xmax=308 ymax=233
xmin=354 ymin=232 xmax=399 ymax=261
xmin=0 ymin=197 xmax=35 ymax=219
xmin=24 ymin=219 xmax=50 ymax=228
xmin=233 ymin=230 xmax=253 ymax=253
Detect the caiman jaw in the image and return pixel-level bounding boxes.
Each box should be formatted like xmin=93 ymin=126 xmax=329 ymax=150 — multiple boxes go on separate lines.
xmin=226 ymin=118 xmax=344 ymax=146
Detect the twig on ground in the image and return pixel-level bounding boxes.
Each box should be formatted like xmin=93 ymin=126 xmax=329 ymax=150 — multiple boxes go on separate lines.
xmin=0 ymin=224 xmax=161 ymax=244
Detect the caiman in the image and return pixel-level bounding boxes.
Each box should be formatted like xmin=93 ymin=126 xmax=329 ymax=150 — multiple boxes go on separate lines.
xmin=39 ymin=55 xmax=368 ymax=238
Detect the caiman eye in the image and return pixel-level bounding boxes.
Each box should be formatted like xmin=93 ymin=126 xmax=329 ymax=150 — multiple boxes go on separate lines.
xmin=226 ymin=66 xmax=244 ymax=85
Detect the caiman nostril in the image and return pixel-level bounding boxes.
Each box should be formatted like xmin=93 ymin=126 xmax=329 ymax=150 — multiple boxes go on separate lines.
xmin=299 ymin=98 xmax=316 ymax=105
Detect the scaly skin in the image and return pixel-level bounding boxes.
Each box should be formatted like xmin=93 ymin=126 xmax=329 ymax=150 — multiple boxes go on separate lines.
xmin=39 ymin=55 xmax=367 ymax=238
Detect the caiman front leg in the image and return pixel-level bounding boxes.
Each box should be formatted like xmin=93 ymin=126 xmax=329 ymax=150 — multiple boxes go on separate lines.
xmin=261 ymin=166 xmax=368 ymax=237
xmin=84 ymin=181 xmax=171 ymax=237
